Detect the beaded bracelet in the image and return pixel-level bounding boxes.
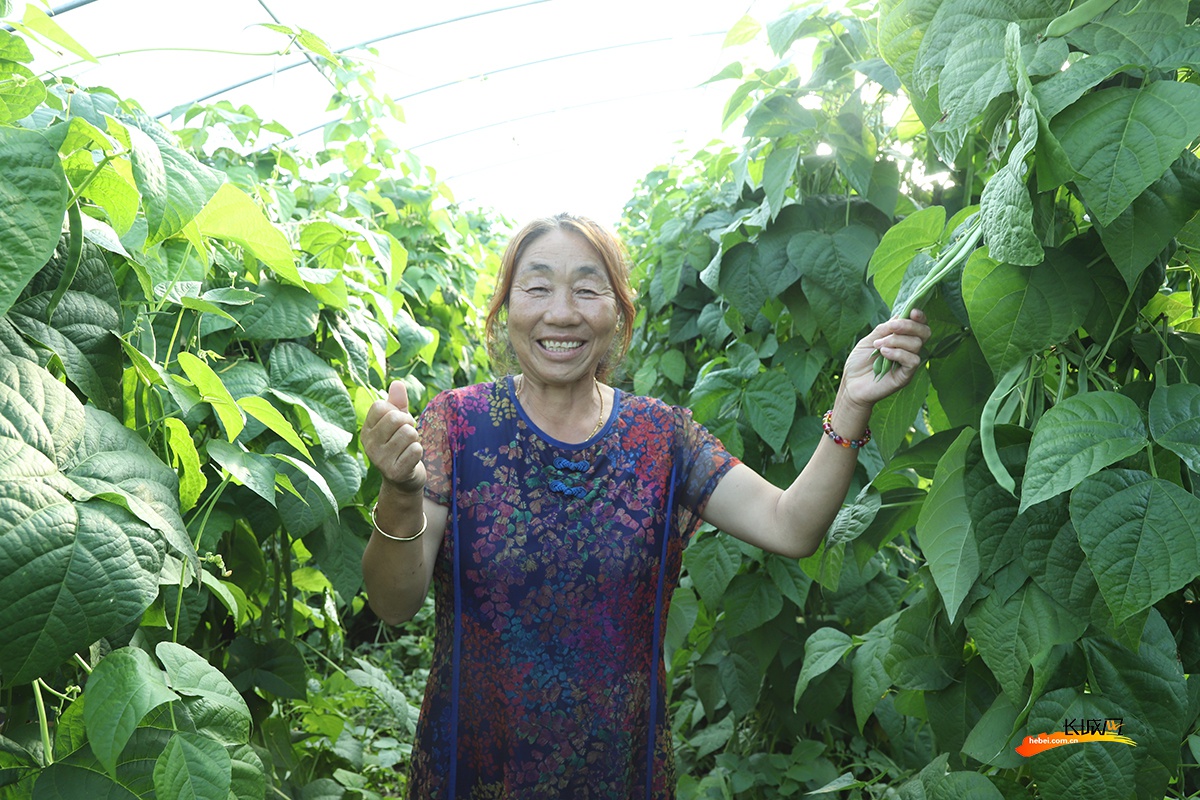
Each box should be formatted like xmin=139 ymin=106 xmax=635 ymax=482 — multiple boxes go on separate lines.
xmin=370 ymin=502 xmax=428 ymax=542
xmin=822 ymin=409 xmax=871 ymax=449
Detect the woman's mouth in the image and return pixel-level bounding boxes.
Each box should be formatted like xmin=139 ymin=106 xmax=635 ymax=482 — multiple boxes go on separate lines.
xmin=539 ymin=340 xmax=584 ymax=353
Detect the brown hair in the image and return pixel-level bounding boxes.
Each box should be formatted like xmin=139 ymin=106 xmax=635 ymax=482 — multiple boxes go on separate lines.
xmin=484 ymin=213 xmax=635 ymax=382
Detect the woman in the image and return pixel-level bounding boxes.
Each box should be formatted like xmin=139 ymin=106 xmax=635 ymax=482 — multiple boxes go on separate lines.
xmin=360 ymin=213 xmax=929 ymax=799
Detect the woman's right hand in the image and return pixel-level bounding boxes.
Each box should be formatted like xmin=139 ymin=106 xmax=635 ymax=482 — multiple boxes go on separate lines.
xmin=362 ymin=380 xmax=426 ymax=495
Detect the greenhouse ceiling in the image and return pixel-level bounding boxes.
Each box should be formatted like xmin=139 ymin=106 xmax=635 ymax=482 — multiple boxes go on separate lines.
xmin=21 ymin=0 xmax=791 ymax=224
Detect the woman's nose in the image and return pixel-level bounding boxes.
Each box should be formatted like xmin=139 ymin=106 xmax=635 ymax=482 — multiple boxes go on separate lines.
xmin=543 ymin=289 xmax=581 ymax=323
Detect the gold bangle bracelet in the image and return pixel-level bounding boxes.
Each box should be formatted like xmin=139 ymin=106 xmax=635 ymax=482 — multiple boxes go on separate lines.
xmin=370 ymin=501 xmax=427 ymax=542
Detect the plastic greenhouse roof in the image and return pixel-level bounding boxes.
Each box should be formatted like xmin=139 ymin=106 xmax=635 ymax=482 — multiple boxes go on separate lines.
xmin=24 ymin=0 xmax=790 ymax=226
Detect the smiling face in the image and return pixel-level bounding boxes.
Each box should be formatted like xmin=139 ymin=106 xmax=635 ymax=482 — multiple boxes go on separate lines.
xmin=506 ymin=228 xmax=619 ymax=390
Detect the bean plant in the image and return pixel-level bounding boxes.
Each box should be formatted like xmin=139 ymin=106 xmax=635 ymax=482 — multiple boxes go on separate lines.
xmin=0 ymin=12 xmax=499 ymax=799
xmin=620 ymin=1 xmax=1200 ymax=798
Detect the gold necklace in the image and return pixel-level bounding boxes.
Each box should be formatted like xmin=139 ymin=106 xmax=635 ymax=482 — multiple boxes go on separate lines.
xmin=515 ymin=375 xmax=605 ymax=439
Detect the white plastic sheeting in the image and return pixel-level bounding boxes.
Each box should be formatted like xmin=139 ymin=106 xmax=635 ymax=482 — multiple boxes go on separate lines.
xmin=25 ymin=0 xmax=787 ymax=223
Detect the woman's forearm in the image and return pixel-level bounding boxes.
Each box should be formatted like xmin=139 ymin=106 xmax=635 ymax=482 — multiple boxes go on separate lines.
xmin=774 ymin=398 xmax=873 ymax=557
xmin=361 ymin=485 xmax=441 ymax=625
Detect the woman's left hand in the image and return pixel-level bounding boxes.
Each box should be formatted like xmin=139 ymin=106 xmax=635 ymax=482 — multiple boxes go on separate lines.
xmin=838 ymin=309 xmax=932 ymax=410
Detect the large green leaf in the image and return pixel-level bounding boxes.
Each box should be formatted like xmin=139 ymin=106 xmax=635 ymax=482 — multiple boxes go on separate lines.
xmin=1067 ymin=5 xmax=1198 ymax=73
xmin=225 ymin=637 xmax=308 ymax=699
xmin=33 ymin=724 xmax=174 ymax=799
xmin=961 ymin=247 xmax=1093 ymax=378
xmin=31 ymin=763 xmax=142 ymax=800
xmin=793 ymin=628 xmax=855 ymax=707
xmin=742 ymin=93 xmax=816 ymax=140
xmin=1026 ymin=687 xmax=1136 ymax=800
xmin=267 ymin=343 xmax=355 ymax=456
xmin=867 ymin=205 xmax=945 ymax=308
xmin=884 ymin=592 xmax=959 ymax=691
xmin=66 ymin=405 xmax=193 ymax=564
xmin=869 ymin=367 xmax=930 ymax=461
xmin=8 ymin=238 xmax=122 ymax=413
xmin=20 ymin=4 xmax=96 ymax=64
xmin=925 ymin=658 xmax=999 ymax=771
xmin=936 ymin=17 xmax=1063 ymax=143
xmin=1148 ymin=382 xmax=1200 ymax=473
xmin=741 ymin=370 xmax=795 ymax=453
xmin=238 ymin=396 xmax=311 ymax=460
xmin=962 ymin=693 xmax=1023 ymax=769
xmin=193 ymin=183 xmax=299 ymax=284
xmin=722 ymin=572 xmax=782 ymax=637
xmin=1018 ymin=501 xmax=1097 ymax=618
xmin=0 ymin=357 xmax=175 ymax=684
xmin=911 ymin=0 xmax=1060 ymax=96
xmin=200 ymin=280 xmax=319 ymax=341
xmin=979 ymin=101 xmax=1043 ymax=267
xmin=1096 ymin=153 xmax=1200 ymax=287
xmin=762 ymin=143 xmax=799 ymax=220
xmin=82 ymin=647 xmax=179 ymax=777
xmin=686 ymin=532 xmax=739 ymax=606
xmin=1032 ymin=49 xmax=1129 ymax=122
xmin=965 ymin=576 xmax=1086 ymax=706
xmin=826 ymin=485 xmax=882 ymax=547
xmin=205 ymin=440 xmax=279 ymax=506
xmin=1051 ymin=81 xmax=1200 ymax=227
xmin=156 ymin=642 xmax=251 ymax=746
xmin=965 ymin=426 xmax=1029 ymax=579
xmin=125 ymin=116 xmax=223 ymax=245
xmin=851 ymin=613 xmax=898 ymax=731
xmin=0 ymin=60 xmax=45 ymax=123
xmin=270 ymin=450 xmax=349 ymax=538
xmin=1081 ymin=611 xmax=1187 ymax=798
xmin=914 ymin=428 xmax=978 ymax=622
xmin=227 ymin=743 xmax=267 ymax=800
xmin=791 ymin=227 xmax=880 ymax=350
xmin=1071 ymin=468 xmax=1200 ymax=624
xmin=176 ymin=352 xmax=244 ymax=441
xmin=152 ymin=732 xmax=232 ymax=800
xmin=0 ymin=125 xmax=69 ymax=317
xmin=878 ymin=0 xmax=941 ymax=90
xmin=1020 ymin=391 xmax=1147 ymax=511
xmin=718 ymin=652 xmax=762 ymax=719
xmin=929 ymin=336 xmax=993 ymax=428
xmin=715 ymin=241 xmax=775 ymax=316
xmin=308 ymin=517 xmax=366 ymax=603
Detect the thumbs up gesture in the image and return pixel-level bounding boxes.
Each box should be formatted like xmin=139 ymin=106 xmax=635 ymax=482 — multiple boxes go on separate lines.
xmin=362 ymin=380 xmax=427 ymax=495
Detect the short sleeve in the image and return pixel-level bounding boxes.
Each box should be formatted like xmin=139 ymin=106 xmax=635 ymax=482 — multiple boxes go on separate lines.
xmin=672 ymin=406 xmax=741 ymax=541
xmin=418 ymin=390 xmax=454 ymax=507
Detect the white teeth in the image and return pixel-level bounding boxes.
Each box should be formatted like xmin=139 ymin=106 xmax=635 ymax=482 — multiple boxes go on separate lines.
xmin=541 ymin=340 xmax=583 ymax=352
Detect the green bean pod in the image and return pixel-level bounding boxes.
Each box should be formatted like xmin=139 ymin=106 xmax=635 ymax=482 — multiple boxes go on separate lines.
xmin=1044 ymin=0 xmax=1118 ymax=39
xmin=979 ymin=361 xmax=1026 ymax=496
xmin=873 ymin=214 xmax=983 ymax=380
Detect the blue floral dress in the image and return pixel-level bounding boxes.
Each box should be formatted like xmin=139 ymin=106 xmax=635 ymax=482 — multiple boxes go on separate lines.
xmin=406 ymin=378 xmax=739 ymax=799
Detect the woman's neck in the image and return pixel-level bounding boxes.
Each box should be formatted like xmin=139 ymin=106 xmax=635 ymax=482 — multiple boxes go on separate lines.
xmin=514 ymin=374 xmax=609 ymax=443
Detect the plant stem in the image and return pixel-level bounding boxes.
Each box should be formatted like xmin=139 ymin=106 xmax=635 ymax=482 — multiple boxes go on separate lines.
xmin=65 ymin=151 xmax=122 ymax=207
xmin=174 ymin=474 xmax=231 ymax=643
xmin=40 ymin=682 xmax=77 ymax=703
xmin=33 ymin=679 xmax=53 ymax=766
xmin=1087 ymin=291 xmax=1134 ymax=371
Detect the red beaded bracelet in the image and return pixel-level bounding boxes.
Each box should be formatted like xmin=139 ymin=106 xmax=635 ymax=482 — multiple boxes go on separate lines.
xmin=822 ymin=409 xmax=871 ymax=449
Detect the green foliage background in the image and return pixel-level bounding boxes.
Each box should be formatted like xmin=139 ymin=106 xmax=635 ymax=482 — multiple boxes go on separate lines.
xmin=1 ymin=1 xmax=1200 ymax=798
